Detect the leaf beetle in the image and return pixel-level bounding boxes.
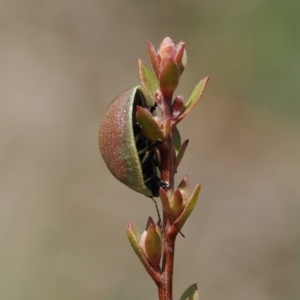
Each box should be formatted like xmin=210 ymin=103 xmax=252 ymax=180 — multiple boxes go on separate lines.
xmin=98 ymin=86 xmax=164 ymax=197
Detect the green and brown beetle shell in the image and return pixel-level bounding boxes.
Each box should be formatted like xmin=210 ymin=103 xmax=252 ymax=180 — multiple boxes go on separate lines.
xmin=99 ymin=86 xmax=161 ymax=197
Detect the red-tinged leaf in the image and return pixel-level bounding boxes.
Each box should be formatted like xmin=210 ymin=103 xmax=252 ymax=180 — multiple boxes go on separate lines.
xmin=174 ymin=41 xmax=187 ymax=75
xmin=127 ymin=221 xmax=141 ymax=242
xmin=173 ymin=184 xmax=201 ymax=231
xmin=147 ymin=41 xmax=160 ymax=78
xmin=175 ymin=140 xmax=189 ymax=170
xmin=170 ymin=189 xmax=184 ymax=220
xmin=159 ymin=188 xmax=172 ymax=220
xmin=176 ymin=76 xmax=209 ymax=123
xmin=174 ymin=41 xmax=185 ymax=65
xmin=159 ymin=58 xmax=179 ymax=99
xmin=144 ymin=223 xmax=162 ymax=268
xmin=136 ymin=106 xmax=164 ymax=143
xmin=126 ymin=222 xmax=143 ymax=258
xmin=158 ymin=37 xmax=175 ymax=61
xmin=126 ymin=222 xmax=158 ymax=278
xmin=145 ymin=216 xmax=155 ymax=229
xmin=139 ymin=59 xmax=159 ymax=99
xmin=179 ymin=284 xmax=199 ymax=300
xmin=177 ymin=175 xmax=189 ymax=202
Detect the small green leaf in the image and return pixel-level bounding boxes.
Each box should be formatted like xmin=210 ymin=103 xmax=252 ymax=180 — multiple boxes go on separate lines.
xmin=176 ymin=76 xmax=209 ymax=123
xmin=173 ymin=126 xmax=181 ymax=154
xmin=144 ymin=221 xmax=162 ymax=268
xmin=173 ymin=184 xmax=201 ymax=231
xmin=127 ymin=221 xmax=141 ymax=244
xmin=179 ymin=283 xmax=199 ymax=300
xmin=126 ymin=222 xmax=156 ymax=277
xmin=136 ymin=106 xmax=164 ymax=143
xmin=175 ymin=140 xmax=189 ymax=170
xmin=126 ymin=222 xmax=145 ymax=261
xmin=185 ymin=77 xmax=209 ymax=110
xmin=159 ymin=58 xmax=179 ymax=98
xmin=139 ymin=60 xmax=159 ymax=99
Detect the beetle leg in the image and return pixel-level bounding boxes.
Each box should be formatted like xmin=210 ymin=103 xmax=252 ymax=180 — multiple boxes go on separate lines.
xmin=149 ymin=102 xmax=157 ymax=114
xmin=140 ymin=152 xmax=149 ymax=165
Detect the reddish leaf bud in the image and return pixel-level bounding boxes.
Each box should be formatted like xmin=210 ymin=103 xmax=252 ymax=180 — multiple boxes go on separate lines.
xmin=158 ymin=37 xmax=175 ymax=64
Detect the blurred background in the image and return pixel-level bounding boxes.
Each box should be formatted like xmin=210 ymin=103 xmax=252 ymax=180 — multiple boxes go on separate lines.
xmin=1 ymin=1 xmax=299 ymax=299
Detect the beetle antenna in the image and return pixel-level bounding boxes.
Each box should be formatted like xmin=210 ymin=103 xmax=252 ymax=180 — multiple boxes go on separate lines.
xmin=150 ymin=197 xmax=162 ymax=227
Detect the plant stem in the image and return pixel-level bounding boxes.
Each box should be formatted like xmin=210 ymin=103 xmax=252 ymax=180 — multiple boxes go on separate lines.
xmin=158 ymin=95 xmax=176 ymax=300
xmin=158 ymin=284 xmax=164 ymax=300
xmin=163 ymin=234 xmax=175 ymax=300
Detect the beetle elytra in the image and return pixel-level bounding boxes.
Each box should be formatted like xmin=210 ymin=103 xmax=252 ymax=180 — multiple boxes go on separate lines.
xmin=99 ymin=86 xmax=163 ymax=197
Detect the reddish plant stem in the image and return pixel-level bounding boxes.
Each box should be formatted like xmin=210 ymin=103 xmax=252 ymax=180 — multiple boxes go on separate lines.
xmin=163 ymin=232 xmax=175 ymax=300
xmin=158 ymin=95 xmax=176 ymax=300
xmin=158 ymin=284 xmax=164 ymax=300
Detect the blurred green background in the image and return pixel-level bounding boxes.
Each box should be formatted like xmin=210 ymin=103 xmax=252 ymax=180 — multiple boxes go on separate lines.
xmin=1 ymin=1 xmax=299 ymax=299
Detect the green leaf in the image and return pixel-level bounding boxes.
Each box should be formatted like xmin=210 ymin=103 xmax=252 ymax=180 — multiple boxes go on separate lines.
xmin=126 ymin=221 xmax=161 ymax=280
xmin=136 ymin=105 xmax=164 ymax=143
xmin=144 ymin=222 xmax=162 ymax=268
xmin=173 ymin=184 xmax=201 ymax=231
xmin=126 ymin=222 xmax=150 ymax=269
xmin=127 ymin=221 xmax=141 ymax=244
xmin=176 ymin=76 xmax=209 ymax=123
xmin=175 ymin=139 xmax=189 ymax=170
xmin=139 ymin=59 xmax=159 ymax=98
xmin=185 ymin=77 xmax=209 ymax=110
xmin=173 ymin=126 xmax=181 ymax=154
xmin=179 ymin=283 xmax=199 ymax=300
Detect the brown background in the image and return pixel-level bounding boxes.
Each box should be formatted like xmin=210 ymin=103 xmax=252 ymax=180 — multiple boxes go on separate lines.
xmin=1 ymin=1 xmax=299 ymax=299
